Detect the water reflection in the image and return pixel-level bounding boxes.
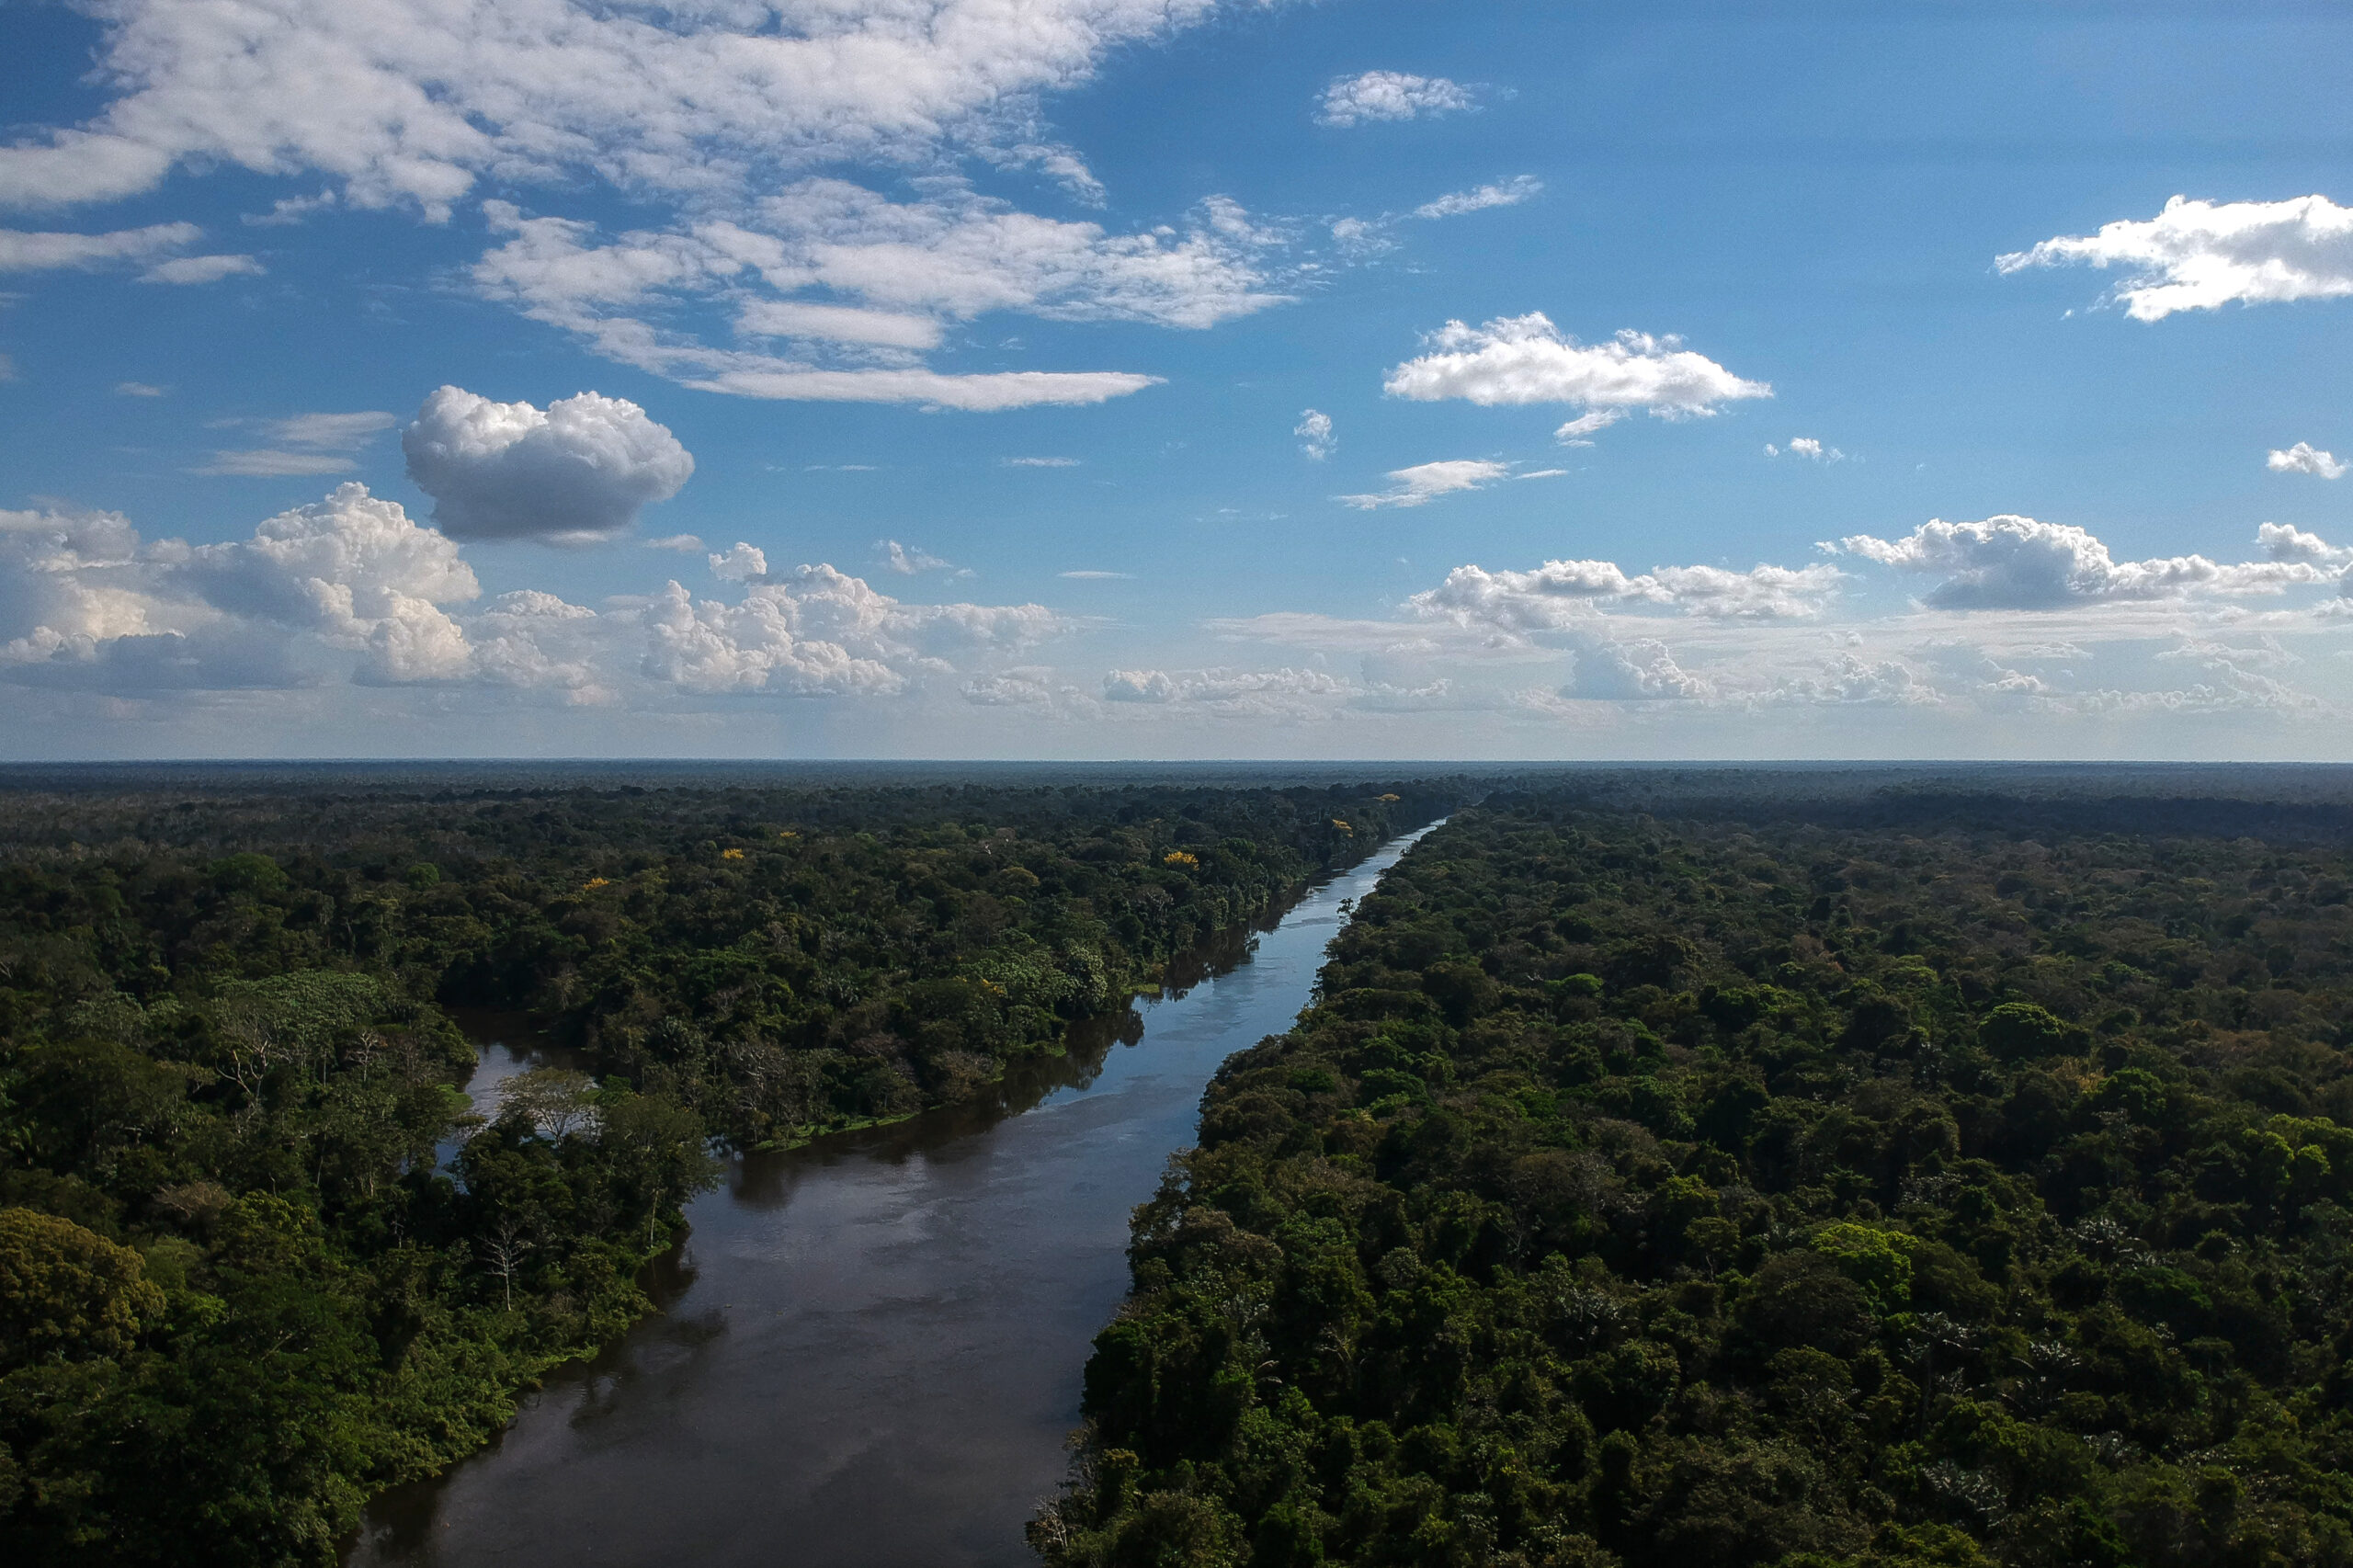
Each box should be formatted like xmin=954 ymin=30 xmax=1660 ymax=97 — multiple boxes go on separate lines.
xmin=429 ymin=1013 xmax=587 ymax=1171
xmin=350 ymin=825 xmax=1437 ymax=1568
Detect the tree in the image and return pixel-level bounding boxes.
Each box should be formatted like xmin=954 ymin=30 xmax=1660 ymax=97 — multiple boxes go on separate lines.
xmin=502 ymin=1066 xmax=598 ymax=1140
xmin=0 ymin=1208 xmax=164 ymax=1369
xmin=480 ymin=1217 xmax=535 ymax=1310
xmin=597 ymin=1090 xmax=722 ymax=1246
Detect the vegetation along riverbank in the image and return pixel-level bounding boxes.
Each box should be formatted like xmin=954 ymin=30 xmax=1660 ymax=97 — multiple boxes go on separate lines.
xmin=1040 ymin=777 xmax=2353 ymax=1568
xmin=0 ymin=773 xmax=1458 ymax=1565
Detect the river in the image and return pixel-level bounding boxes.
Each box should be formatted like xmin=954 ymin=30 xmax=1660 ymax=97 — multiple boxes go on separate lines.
xmin=347 ymin=824 xmax=1437 ymax=1568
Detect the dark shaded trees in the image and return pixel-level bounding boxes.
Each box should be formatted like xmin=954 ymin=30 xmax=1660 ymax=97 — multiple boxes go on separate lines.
xmin=1040 ymin=790 xmax=2353 ymax=1568
xmin=0 ymin=776 xmax=1453 ymax=1565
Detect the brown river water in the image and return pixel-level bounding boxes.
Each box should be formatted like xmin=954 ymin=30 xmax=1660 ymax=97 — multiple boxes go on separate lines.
xmin=347 ymin=824 xmax=1438 ymax=1568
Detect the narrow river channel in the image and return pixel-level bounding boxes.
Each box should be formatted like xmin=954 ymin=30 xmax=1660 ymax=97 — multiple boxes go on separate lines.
xmin=348 ymin=823 xmax=1438 ymax=1568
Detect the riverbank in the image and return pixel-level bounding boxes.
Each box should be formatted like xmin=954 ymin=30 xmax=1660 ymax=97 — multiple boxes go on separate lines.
xmin=346 ymin=824 xmax=1440 ymax=1567
xmin=0 ymin=776 xmax=1457 ymax=1566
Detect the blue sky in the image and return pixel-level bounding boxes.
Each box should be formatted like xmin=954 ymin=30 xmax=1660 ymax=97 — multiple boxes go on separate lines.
xmin=3 ymin=0 xmax=2351 ymax=758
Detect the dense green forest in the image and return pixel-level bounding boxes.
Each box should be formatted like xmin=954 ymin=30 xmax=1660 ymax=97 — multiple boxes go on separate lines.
xmin=0 ymin=774 xmax=1449 ymax=1565
xmin=1040 ymin=785 xmax=2353 ymax=1568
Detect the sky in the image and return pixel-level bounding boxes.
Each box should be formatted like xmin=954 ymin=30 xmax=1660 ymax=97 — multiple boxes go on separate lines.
xmin=2 ymin=0 xmax=2352 ymax=761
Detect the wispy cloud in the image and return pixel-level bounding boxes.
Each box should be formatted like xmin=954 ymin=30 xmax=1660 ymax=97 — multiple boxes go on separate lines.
xmin=0 ymin=222 xmax=199 ymax=272
xmin=1336 ymin=459 xmax=1513 ymax=510
xmin=195 ymin=405 xmax=400 ymax=480
xmin=138 ymin=254 xmax=263 ymax=285
xmin=191 ymin=449 xmax=357 ymax=477
xmin=472 ymin=191 xmax=1266 ymax=409
xmin=268 ymin=411 xmax=396 ymax=448
xmin=878 ymin=540 xmax=958 ymax=574
xmin=1325 ymin=176 xmax=1540 ymax=264
xmin=0 ymin=2 xmax=1300 ymax=408
xmin=1555 ymin=410 xmax=1622 ymax=447
xmin=1412 ymin=176 xmax=1541 ymax=222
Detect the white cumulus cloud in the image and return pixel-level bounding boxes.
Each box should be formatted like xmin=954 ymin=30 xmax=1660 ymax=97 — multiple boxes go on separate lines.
xmin=1767 ymin=437 xmax=1844 ymax=462
xmin=1 ymin=504 xmax=156 ymax=668
xmin=1317 ymin=72 xmax=1475 ymax=128
xmin=0 ymin=483 xmax=1074 ymax=710
xmin=1835 ymin=515 xmax=2330 ymax=608
xmin=1411 ymin=557 xmax=1845 ymax=630
xmin=1762 ymin=654 xmax=1934 ymax=708
xmin=1383 ymin=314 xmax=1770 ymax=438
xmin=183 ymin=485 xmax=481 ymax=681
xmin=640 ymin=566 xmax=1060 ymax=699
xmin=1565 ymin=637 xmax=1711 ymax=701
xmin=962 ymin=665 xmax=1083 ymax=711
xmin=1198 ymin=514 xmax=2353 ymax=723
xmin=1102 ymin=666 xmax=1347 ymax=717
xmin=1997 ymin=194 xmax=2353 ymax=321
xmin=2268 ymin=441 xmax=2347 ymax=479
xmin=708 ymin=542 xmax=768 ymax=584
xmin=2256 ymin=521 xmax=2353 ymax=570
xmin=2 ymin=483 xmax=480 ymax=689
xmin=401 ymin=385 xmax=693 ymax=546
xmin=1294 ymin=409 xmax=1335 ymax=461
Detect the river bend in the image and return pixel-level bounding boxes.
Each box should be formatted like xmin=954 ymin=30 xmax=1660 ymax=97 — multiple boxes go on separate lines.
xmin=351 ymin=824 xmax=1436 ymax=1567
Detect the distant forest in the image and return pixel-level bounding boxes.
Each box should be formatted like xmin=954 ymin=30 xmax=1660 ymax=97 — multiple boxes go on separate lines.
xmin=1040 ymin=778 xmax=2353 ymax=1568
xmin=0 ymin=774 xmax=1453 ymax=1565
